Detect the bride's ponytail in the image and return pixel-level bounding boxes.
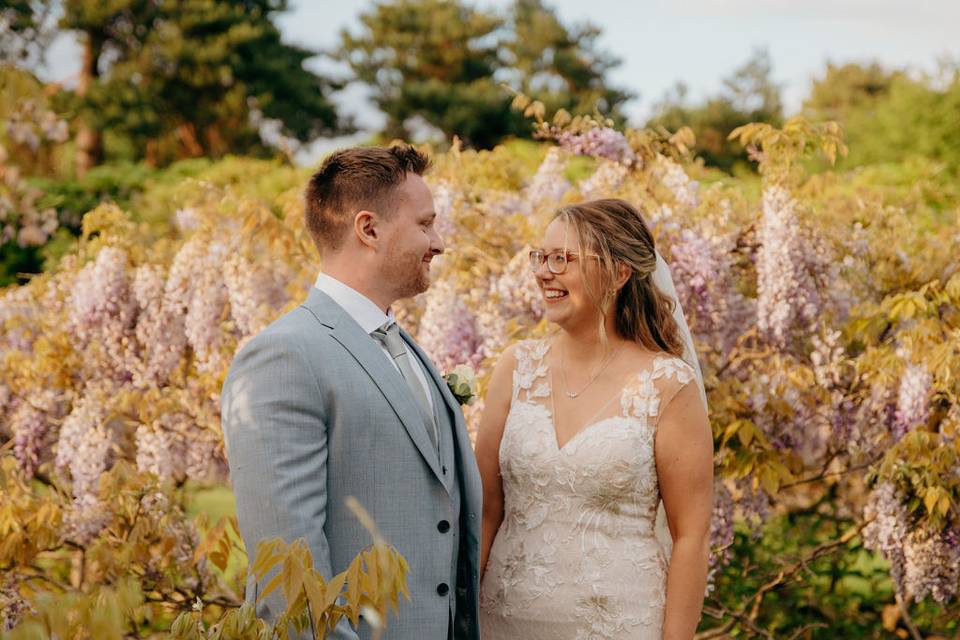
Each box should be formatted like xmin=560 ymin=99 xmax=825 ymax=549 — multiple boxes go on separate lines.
xmin=555 ymin=199 xmax=684 ymax=357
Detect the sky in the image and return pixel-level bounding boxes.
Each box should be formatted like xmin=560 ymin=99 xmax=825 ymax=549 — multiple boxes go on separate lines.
xmin=37 ymin=0 xmax=960 ymax=157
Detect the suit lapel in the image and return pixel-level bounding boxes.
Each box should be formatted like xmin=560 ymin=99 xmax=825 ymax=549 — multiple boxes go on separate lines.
xmin=302 ymin=289 xmax=446 ymax=485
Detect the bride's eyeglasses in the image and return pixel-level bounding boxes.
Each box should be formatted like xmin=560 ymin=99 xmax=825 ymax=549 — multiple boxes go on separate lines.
xmin=528 ymin=249 xmax=600 ymax=275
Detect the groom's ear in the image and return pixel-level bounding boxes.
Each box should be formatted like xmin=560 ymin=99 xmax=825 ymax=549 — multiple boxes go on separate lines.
xmin=354 ymin=210 xmax=379 ymax=248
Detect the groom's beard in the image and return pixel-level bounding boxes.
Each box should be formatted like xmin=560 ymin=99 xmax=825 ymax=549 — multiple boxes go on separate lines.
xmin=382 ymin=246 xmax=432 ymax=300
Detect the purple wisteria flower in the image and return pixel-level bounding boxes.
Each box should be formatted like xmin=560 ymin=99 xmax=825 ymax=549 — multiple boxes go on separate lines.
xmin=557 ymin=127 xmax=635 ymax=166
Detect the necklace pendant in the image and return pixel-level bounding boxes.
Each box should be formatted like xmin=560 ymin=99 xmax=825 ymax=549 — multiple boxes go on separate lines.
xmin=566 ymin=391 xmax=579 ymax=398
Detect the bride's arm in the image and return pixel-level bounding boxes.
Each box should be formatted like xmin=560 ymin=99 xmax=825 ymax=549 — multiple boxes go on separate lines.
xmin=475 ymin=344 xmax=517 ymax=578
xmin=656 ymin=381 xmax=714 ymax=640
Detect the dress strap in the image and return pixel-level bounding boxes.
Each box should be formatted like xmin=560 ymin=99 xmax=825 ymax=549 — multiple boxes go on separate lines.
xmin=512 ymin=339 xmax=552 ymax=403
xmin=620 ymin=356 xmax=696 ymax=430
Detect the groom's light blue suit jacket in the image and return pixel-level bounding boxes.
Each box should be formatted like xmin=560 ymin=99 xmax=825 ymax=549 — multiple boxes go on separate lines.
xmin=221 ymin=288 xmax=483 ymax=640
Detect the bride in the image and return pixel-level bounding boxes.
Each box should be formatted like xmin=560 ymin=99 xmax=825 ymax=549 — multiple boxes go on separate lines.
xmin=476 ymin=199 xmax=713 ymax=639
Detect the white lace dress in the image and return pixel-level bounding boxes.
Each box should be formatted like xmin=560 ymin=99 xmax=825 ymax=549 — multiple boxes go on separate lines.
xmin=479 ymin=339 xmax=695 ymax=639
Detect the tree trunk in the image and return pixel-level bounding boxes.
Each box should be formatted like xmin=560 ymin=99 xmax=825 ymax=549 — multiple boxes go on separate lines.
xmin=176 ymin=121 xmax=204 ymax=158
xmin=75 ymin=31 xmax=104 ymax=176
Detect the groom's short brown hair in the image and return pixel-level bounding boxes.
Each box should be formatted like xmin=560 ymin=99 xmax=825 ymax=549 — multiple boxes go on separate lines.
xmin=304 ymin=144 xmax=431 ymax=254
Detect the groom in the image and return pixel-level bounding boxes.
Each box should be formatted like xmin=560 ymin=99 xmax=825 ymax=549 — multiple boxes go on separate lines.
xmin=221 ymin=145 xmax=482 ymax=640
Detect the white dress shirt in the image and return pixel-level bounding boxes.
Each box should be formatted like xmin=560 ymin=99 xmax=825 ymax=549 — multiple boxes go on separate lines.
xmin=314 ymin=272 xmax=434 ymax=411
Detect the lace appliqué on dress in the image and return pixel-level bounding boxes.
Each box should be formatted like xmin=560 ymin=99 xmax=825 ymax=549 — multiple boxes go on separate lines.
xmin=481 ymin=339 xmax=695 ymax=639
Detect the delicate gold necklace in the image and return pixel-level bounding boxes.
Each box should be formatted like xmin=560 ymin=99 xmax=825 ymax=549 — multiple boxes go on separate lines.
xmin=560 ymin=340 xmax=624 ymax=399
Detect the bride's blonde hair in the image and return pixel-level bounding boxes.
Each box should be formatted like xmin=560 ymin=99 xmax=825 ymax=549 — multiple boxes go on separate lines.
xmin=554 ymin=198 xmax=684 ymax=357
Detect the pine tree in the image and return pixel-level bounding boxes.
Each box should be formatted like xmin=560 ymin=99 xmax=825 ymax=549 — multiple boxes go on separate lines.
xmin=61 ymin=0 xmax=347 ymax=168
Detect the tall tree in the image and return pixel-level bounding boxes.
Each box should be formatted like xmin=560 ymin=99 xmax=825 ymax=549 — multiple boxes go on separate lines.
xmin=503 ymin=0 xmax=631 ymax=123
xmin=647 ymin=49 xmax=783 ymax=172
xmin=61 ymin=0 xmax=348 ymax=168
xmin=338 ymin=0 xmax=515 ymax=148
xmin=804 ymin=62 xmax=960 ymax=169
xmin=338 ymin=0 xmax=632 ymax=148
xmin=802 ymin=62 xmax=902 ymax=122
xmin=60 ymin=0 xmax=154 ymax=174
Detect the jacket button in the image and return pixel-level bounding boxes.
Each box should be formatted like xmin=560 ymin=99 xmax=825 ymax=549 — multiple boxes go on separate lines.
xmin=437 ymin=519 xmax=450 ymax=533
xmin=437 ymin=583 xmax=449 ymax=596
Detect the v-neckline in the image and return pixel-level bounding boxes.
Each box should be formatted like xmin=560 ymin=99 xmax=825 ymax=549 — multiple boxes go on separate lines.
xmin=547 ymin=351 xmax=650 ymax=452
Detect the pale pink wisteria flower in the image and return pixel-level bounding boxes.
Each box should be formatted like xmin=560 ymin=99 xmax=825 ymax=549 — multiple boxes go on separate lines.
xmin=862 ymin=483 xmax=909 ymax=595
xmin=429 ymin=179 xmax=459 ymax=239
xmin=10 ymin=389 xmax=62 ymax=476
xmin=577 ymin=160 xmax=629 ymax=200
xmin=417 ymin=278 xmax=484 ymax=372
xmin=0 ymin=572 xmax=34 ymax=631
xmin=525 ymin=147 xmax=571 ymax=205
xmin=222 ymin=254 xmax=288 ymax=338
xmin=473 ymin=247 xmax=544 ymax=362
xmin=62 ymin=494 xmax=111 ymax=546
xmin=135 ymin=416 xmax=188 ymax=483
xmin=173 ymin=207 xmax=202 ymax=233
xmin=68 ymin=246 xmax=138 ymax=377
xmin=164 ymin=237 xmax=209 ymax=314
xmin=557 ymin=127 xmax=636 ymax=166
xmin=863 ymin=483 xmax=960 ymax=603
xmin=132 ymin=264 xmax=187 ymax=387
xmin=756 ymin=186 xmax=820 ymax=347
xmin=165 ymin=239 xmax=232 ymax=371
xmin=185 ymin=267 xmax=230 ymax=371
xmin=893 ymin=361 xmax=932 ymax=441
xmin=654 ymin=157 xmax=700 ymax=209
xmin=0 ymin=286 xmax=37 ymax=352
xmin=902 ymin=525 xmax=960 ymax=603
xmin=185 ymin=434 xmax=222 ymax=482
xmin=55 ymin=385 xmax=113 ymax=497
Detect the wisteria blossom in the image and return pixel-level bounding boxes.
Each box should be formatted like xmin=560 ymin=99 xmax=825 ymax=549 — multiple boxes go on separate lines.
xmin=668 ymin=229 xmax=725 ymax=335
xmin=556 ymin=127 xmax=636 ymax=166
xmin=136 ymin=416 xmax=189 ymax=483
xmin=222 ymin=254 xmax=288 ymax=338
xmin=755 ymin=186 xmax=820 ymax=347
xmin=578 ymin=161 xmax=629 ymax=200
xmin=68 ymin=246 xmax=138 ymax=377
xmin=473 ymin=247 xmax=544 ymax=361
xmin=10 ymin=389 xmax=61 ymax=476
xmin=417 ymin=278 xmax=484 ymax=372
xmin=55 ymin=386 xmax=114 ymax=496
xmin=525 ymin=148 xmax=571 ymax=205
xmin=133 ymin=264 xmax=187 ymax=387
xmin=707 ymin=480 xmax=735 ymax=594
xmin=429 ymin=179 xmax=459 ymax=239
xmin=1 ymin=99 xmax=67 ymax=247
xmin=654 ymin=157 xmax=700 ymax=209
xmin=893 ymin=362 xmax=932 ymax=441
xmin=862 ymin=483 xmax=910 ymax=594
xmin=863 ymin=483 xmax=960 ymax=603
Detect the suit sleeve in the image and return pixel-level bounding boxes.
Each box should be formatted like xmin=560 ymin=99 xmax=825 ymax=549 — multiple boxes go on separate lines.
xmin=221 ymin=331 xmax=358 ymax=640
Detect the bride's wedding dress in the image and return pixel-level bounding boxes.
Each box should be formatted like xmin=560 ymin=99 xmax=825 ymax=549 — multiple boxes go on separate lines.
xmin=479 ymin=338 xmax=695 ymax=639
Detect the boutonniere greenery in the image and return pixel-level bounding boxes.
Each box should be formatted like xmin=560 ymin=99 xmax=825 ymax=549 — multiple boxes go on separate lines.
xmin=444 ymin=364 xmax=478 ymax=407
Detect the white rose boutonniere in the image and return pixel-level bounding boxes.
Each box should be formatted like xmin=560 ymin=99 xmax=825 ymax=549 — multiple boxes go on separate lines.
xmin=444 ymin=364 xmax=478 ymax=407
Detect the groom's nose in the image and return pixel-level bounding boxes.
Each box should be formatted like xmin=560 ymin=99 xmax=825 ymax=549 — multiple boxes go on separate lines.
xmin=428 ymin=226 xmax=445 ymax=254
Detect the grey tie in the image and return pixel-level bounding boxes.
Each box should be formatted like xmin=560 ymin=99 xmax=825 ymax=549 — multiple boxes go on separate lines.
xmin=372 ymin=322 xmax=439 ymax=453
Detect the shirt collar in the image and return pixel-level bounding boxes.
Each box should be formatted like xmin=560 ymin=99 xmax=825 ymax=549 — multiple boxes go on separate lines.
xmin=314 ymin=272 xmax=395 ymax=334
